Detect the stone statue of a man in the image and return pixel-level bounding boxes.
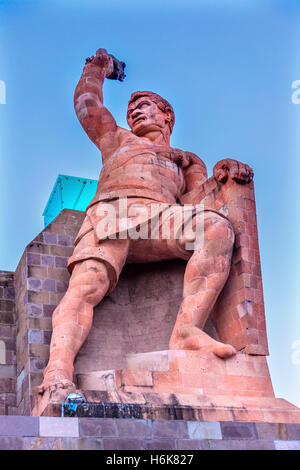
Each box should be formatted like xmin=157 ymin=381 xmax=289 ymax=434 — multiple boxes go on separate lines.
xmin=38 ymin=49 xmax=253 ymax=394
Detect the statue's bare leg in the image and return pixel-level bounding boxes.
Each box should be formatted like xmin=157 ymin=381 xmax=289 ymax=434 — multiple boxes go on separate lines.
xmin=169 ymin=212 xmax=237 ymax=358
xmin=37 ymin=259 xmax=110 ymax=393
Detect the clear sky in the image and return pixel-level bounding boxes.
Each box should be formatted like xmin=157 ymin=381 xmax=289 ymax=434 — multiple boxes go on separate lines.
xmin=0 ymin=0 xmax=299 ymax=405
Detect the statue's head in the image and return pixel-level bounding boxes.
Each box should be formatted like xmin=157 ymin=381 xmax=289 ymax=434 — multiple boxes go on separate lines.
xmin=127 ymin=91 xmax=175 ymax=138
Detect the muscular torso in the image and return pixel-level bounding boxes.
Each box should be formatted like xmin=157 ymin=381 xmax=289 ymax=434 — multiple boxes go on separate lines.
xmin=88 ymin=128 xmax=203 ymax=209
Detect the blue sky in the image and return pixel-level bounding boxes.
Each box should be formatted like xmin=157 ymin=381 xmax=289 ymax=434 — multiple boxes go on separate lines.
xmin=0 ymin=0 xmax=299 ymax=405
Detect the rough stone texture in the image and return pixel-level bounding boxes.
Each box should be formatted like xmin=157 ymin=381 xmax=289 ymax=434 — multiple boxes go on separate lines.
xmin=0 ymin=437 xmax=23 ymax=450
xmin=181 ymin=169 xmax=268 ymax=356
xmin=31 ymin=383 xmax=300 ymax=425
xmin=40 ymin=417 xmax=79 ymax=437
xmin=152 ymin=419 xmax=189 ymax=439
xmin=119 ymin=350 xmax=274 ymax=398
xmin=220 ymin=421 xmax=258 ymax=439
xmin=23 ymin=436 xmax=104 ymax=450
xmin=206 ymin=176 xmax=267 ymax=355
xmin=74 ymin=260 xmax=187 ymax=373
xmin=187 ymin=421 xmax=222 ymax=440
xmin=0 ymin=416 xmax=298 ymax=450
xmin=0 ymin=416 xmax=38 ymax=436
xmin=0 ymin=271 xmax=17 ymax=415
xmin=11 ymin=210 xmax=83 ymax=415
xmin=79 ymin=417 xmax=118 ymax=437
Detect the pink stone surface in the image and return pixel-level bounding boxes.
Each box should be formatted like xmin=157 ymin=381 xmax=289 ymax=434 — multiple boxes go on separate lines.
xmin=118 ymin=350 xmax=274 ymax=398
xmin=73 ymin=260 xmax=187 ymax=374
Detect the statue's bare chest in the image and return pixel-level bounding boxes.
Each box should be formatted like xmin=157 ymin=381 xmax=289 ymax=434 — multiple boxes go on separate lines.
xmin=107 ymin=134 xmax=186 ymax=173
xmin=99 ymin=137 xmax=187 ymax=199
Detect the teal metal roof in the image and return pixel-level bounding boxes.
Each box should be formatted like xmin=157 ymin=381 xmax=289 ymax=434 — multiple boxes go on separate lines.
xmin=43 ymin=174 xmax=98 ymax=227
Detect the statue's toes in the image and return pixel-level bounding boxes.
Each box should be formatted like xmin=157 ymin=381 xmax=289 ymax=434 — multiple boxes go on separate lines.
xmin=48 ymin=380 xmax=74 ymax=392
xmin=61 ymin=380 xmax=75 ymax=390
xmin=215 ymin=343 xmax=237 ymax=359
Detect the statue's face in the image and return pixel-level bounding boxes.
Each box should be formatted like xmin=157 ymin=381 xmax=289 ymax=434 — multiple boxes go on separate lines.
xmin=127 ymin=97 xmax=171 ymax=137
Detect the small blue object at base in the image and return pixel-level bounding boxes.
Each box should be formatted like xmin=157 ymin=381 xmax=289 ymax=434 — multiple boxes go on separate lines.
xmin=61 ymin=393 xmax=85 ymax=417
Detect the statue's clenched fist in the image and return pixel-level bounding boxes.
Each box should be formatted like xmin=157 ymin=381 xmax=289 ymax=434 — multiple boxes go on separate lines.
xmin=85 ymin=48 xmax=114 ymax=78
xmin=213 ymin=158 xmax=254 ymax=185
xmin=85 ymin=48 xmax=126 ymax=81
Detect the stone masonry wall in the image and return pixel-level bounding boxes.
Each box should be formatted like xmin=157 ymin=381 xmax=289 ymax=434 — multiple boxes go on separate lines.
xmin=0 ymin=271 xmax=17 ymax=415
xmin=0 ymin=416 xmax=299 ymax=450
xmin=13 ymin=210 xmax=84 ymax=415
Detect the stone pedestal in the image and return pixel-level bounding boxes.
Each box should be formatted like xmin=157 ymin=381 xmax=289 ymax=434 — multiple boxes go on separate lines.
xmin=78 ymin=350 xmax=275 ymax=398
xmin=1 ymin=206 xmax=299 ymax=449
xmin=32 ymin=350 xmax=300 ymax=425
xmin=0 ymin=207 xmax=296 ymax=426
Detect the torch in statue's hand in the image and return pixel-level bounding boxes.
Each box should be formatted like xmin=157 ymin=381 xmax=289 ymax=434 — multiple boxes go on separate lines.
xmin=85 ymin=48 xmax=126 ymax=82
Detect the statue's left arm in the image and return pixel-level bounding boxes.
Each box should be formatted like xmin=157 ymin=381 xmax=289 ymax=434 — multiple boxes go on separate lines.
xmin=179 ymin=152 xmax=208 ymax=203
xmin=180 ymin=155 xmax=254 ymax=206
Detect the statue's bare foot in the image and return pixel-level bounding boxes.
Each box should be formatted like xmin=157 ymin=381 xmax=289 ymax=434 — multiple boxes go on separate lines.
xmin=37 ymin=369 xmax=76 ymax=395
xmin=169 ymin=325 xmax=237 ymax=359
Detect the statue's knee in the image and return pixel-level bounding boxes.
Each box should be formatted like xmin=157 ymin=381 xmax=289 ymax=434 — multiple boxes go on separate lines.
xmin=205 ymin=214 xmax=235 ymax=245
xmin=183 ymin=214 xmax=234 ymax=257
xmin=181 ymin=214 xmax=234 ymax=251
xmin=221 ymin=217 xmax=235 ymax=245
xmin=69 ymin=262 xmax=110 ymax=305
xmin=82 ymin=270 xmax=109 ymax=304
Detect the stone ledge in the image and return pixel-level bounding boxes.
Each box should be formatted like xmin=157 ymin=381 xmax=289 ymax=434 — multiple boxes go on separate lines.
xmin=31 ymin=387 xmax=300 ymax=424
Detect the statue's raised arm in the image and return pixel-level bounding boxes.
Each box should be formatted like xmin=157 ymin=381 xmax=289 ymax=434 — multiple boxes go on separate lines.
xmin=74 ymin=48 xmax=125 ymax=158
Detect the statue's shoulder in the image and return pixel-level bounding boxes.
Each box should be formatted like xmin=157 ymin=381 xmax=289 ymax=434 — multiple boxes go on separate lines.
xmin=117 ymin=127 xmax=139 ymax=144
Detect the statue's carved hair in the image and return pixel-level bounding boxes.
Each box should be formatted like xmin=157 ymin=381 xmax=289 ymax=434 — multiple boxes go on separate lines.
xmin=128 ymin=91 xmax=175 ymax=133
